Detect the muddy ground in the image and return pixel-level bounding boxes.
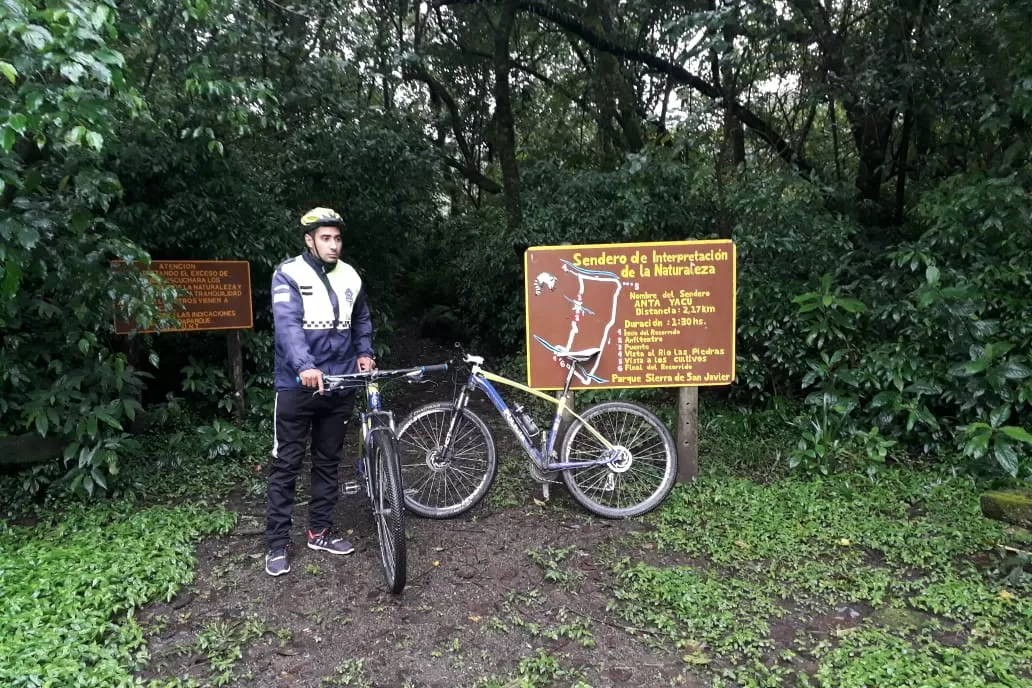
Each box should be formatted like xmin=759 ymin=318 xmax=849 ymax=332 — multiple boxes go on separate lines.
xmin=136 ymin=333 xmax=703 ymax=688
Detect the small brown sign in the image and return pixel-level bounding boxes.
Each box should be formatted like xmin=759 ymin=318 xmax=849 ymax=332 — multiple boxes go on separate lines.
xmin=113 ymin=260 xmax=253 ymax=334
xmin=524 ymin=240 xmax=736 ymax=389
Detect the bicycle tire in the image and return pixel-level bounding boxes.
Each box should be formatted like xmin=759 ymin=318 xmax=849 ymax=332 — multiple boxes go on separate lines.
xmin=395 ymin=402 xmax=497 ymax=519
xmin=559 ymin=401 xmax=677 ymax=519
xmin=366 ymin=426 xmax=407 ymax=594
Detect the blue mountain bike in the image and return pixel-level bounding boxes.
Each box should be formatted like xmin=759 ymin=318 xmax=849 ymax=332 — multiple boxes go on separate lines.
xmin=321 ymin=363 xmax=447 ymax=593
xmin=396 ymin=352 xmax=676 ymax=519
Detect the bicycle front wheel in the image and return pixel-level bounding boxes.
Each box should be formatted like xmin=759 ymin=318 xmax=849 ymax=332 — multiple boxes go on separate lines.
xmin=560 ymin=401 xmax=676 ymax=519
xmin=396 ymin=402 xmax=497 ymax=519
xmin=366 ymin=429 xmax=406 ymax=594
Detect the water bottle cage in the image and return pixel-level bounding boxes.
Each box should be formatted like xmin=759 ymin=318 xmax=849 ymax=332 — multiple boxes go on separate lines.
xmin=517 ymin=411 xmax=539 ymax=437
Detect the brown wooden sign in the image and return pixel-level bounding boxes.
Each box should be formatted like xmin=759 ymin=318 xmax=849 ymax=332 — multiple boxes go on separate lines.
xmin=524 ymin=240 xmax=736 ymax=389
xmin=113 ymin=260 xmax=253 ymax=334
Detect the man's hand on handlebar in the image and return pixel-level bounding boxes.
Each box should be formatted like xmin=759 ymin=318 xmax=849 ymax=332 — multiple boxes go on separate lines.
xmin=357 ymin=356 xmax=376 ymax=373
xmin=298 ymin=368 xmax=324 ymax=394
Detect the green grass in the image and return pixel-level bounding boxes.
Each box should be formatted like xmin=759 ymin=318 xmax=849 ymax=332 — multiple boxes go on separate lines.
xmin=812 ymin=626 xmax=1027 ymax=687
xmin=3 ymin=401 xmax=1030 ymax=687
xmin=696 ymin=400 xmax=798 ymax=479
xmin=471 ymin=648 xmax=590 ymax=688
xmin=608 ymin=468 xmax=1032 ymax=685
xmin=0 ymin=502 xmax=237 ymax=687
xmin=0 ymin=413 xmax=261 ymax=687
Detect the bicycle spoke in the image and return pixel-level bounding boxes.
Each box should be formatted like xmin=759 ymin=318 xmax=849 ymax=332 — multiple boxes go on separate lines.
xmin=400 ymin=414 xmax=490 ymax=508
xmin=395 ymin=403 xmax=497 ymax=519
xmin=561 ymin=402 xmax=676 ymax=518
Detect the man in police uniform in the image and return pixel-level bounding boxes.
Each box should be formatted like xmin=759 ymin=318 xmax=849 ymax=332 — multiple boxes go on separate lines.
xmin=265 ymin=207 xmax=376 ymax=577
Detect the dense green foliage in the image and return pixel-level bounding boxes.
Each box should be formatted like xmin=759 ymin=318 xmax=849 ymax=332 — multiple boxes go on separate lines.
xmin=3 ymin=404 xmax=1025 ymax=686
xmin=2 ymin=0 xmax=1031 ymax=494
xmin=0 ymin=503 xmax=236 ymax=686
xmin=617 ymin=469 xmax=1031 ymax=686
xmin=0 ymin=408 xmax=268 ymax=685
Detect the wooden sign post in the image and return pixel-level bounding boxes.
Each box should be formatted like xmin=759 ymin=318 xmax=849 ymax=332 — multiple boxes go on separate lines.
xmin=113 ymin=260 xmax=254 ymax=421
xmin=523 ymin=240 xmax=736 ymax=482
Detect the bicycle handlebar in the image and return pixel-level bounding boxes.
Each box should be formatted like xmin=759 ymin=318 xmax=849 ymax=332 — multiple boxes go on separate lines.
xmin=297 ymin=363 xmax=449 ymax=390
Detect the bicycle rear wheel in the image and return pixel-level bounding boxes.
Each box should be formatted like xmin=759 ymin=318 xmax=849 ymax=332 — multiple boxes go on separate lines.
xmin=559 ymin=401 xmax=676 ymax=519
xmin=365 ymin=427 xmax=406 ymax=593
xmin=396 ymin=402 xmax=497 ymax=518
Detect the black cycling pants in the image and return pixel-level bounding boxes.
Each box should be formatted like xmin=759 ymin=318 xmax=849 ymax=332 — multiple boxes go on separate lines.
xmin=266 ymin=388 xmax=356 ymax=550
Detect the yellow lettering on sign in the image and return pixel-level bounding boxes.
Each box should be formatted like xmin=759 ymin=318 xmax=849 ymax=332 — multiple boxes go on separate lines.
xmin=572 ymin=251 xmax=628 ymax=267
xmin=645 ymin=372 xmax=675 ymax=383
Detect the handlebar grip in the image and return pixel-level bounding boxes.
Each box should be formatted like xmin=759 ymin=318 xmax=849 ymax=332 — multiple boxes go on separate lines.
xmin=420 ymin=363 xmax=449 ymax=374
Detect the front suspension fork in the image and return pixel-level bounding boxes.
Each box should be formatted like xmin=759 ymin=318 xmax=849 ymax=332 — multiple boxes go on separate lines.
xmin=439 ymin=384 xmax=472 ymax=456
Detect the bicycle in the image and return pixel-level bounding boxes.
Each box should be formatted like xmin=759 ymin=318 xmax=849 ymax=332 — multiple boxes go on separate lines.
xmin=319 ymin=362 xmax=448 ymax=594
xmin=395 ymin=350 xmax=677 ymax=520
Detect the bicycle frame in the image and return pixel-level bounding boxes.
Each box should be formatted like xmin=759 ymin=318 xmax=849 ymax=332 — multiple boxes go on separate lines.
xmin=449 ymin=357 xmax=616 ymax=473
xmin=322 ymin=364 xmax=446 ymax=594
xmin=321 ymin=364 xmax=448 ymax=479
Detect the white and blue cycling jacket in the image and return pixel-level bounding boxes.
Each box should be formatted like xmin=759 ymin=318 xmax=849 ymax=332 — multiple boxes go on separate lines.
xmin=271 ymin=251 xmax=374 ymax=390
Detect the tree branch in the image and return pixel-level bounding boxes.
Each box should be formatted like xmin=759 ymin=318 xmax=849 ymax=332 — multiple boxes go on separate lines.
xmin=433 ymin=0 xmax=814 ymax=176
xmin=143 ymin=0 xmax=180 ymax=94
xmin=403 ymin=60 xmax=477 ymax=168
xmin=453 ymin=44 xmax=593 ymax=112
xmin=403 ymin=59 xmax=503 ymax=194
xmin=441 ymin=156 xmax=503 ymax=193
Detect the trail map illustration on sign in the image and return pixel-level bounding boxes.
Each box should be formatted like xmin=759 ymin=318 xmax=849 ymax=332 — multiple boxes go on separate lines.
xmin=524 ymin=240 xmax=736 ymax=390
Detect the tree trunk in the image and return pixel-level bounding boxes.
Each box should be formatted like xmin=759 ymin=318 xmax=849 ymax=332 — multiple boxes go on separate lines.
xmin=848 ymin=108 xmax=894 ymax=203
xmin=829 ymin=97 xmax=843 ymax=183
xmin=718 ymin=3 xmax=745 ymax=167
xmin=436 ymin=0 xmax=815 ymax=177
xmin=492 ymin=0 xmax=522 ymax=230
xmin=893 ymin=107 xmax=915 ymax=225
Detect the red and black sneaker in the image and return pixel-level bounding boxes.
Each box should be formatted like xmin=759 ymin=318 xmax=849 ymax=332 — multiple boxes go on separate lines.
xmin=306 ymin=528 xmax=355 ymax=555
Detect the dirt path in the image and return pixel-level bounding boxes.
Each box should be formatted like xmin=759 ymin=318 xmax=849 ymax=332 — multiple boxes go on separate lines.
xmin=136 ymin=331 xmax=695 ymax=687
xmin=138 ymin=492 xmax=688 ymax=687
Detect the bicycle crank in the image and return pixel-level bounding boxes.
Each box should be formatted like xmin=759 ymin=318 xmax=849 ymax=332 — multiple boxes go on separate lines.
xmin=528 ymin=459 xmax=559 ymax=502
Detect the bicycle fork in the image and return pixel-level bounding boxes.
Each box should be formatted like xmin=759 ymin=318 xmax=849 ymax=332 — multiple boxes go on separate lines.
xmin=339 ymin=413 xmax=387 ymax=497
xmin=438 ymin=385 xmax=472 ymax=461
xmin=360 ymin=425 xmax=398 ymax=518
xmin=336 ymin=417 xmax=361 ymax=496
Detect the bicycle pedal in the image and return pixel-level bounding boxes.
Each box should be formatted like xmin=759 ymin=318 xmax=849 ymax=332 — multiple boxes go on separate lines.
xmin=340 ymin=480 xmax=362 ymax=496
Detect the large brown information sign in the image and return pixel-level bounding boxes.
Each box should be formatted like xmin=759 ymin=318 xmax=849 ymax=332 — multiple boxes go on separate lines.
xmin=113 ymin=260 xmax=253 ymax=334
xmin=524 ymin=240 xmax=736 ymax=390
